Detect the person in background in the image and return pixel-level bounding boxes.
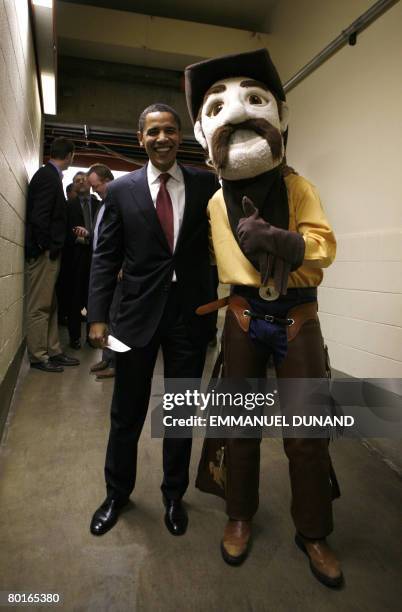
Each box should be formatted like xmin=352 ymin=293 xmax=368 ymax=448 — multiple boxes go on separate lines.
xmin=65 ymin=171 xmax=101 ymax=349
xmin=66 ymin=183 xmax=77 ymax=201
xmin=25 ymin=137 xmax=80 ymax=372
xmin=57 ymin=183 xmax=77 ymax=325
xmin=86 ymin=164 xmax=118 ymax=380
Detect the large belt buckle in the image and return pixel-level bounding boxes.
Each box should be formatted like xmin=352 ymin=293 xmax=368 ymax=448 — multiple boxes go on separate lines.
xmin=259 ymin=284 xmax=279 ymax=302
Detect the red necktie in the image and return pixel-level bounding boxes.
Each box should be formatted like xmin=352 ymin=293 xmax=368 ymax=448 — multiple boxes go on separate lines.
xmin=156 ymin=173 xmax=174 ymax=252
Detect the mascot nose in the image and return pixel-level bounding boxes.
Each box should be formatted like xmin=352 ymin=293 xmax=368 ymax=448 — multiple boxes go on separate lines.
xmin=222 ymin=99 xmax=248 ymax=125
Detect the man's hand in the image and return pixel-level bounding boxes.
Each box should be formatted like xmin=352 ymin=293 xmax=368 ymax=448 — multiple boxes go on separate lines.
xmin=89 ymin=322 xmax=108 ymax=348
xmin=73 ymin=226 xmax=90 ymax=238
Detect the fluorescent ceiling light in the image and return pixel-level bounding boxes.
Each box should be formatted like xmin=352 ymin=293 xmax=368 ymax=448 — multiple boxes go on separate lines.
xmin=33 ymin=0 xmax=53 ymax=8
xmin=41 ymin=73 xmax=56 ymax=115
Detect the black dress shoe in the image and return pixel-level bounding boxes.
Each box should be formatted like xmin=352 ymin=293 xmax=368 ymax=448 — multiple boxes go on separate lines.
xmin=49 ymin=353 xmax=80 ymax=366
xmin=90 ymin=497 xmax=128 ymax=536
xmin=70 ymin=339 xmax=81 ymax=350
xmin=30 ymin=361 xmax=64 ymax=373
xmin=163 ymin=497 xmax=188 ymax=536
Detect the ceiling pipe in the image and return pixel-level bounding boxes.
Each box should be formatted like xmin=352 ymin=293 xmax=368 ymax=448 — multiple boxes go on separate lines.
xmin=284 ymin=0 xmax=400 ymax=93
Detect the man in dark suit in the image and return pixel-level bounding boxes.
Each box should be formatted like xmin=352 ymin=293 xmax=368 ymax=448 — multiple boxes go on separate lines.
xmin=86 ymin=163 xmax=118 ymax=380
xmin=88 ymin=103 xmax=218 ymax=537
xmin=56 ymin=182 xmax=78 ymax=326
xmin=25 ymin=137 xmax=80 ymax=373
xmin=65 ymin=171 xmax=102 ymax=349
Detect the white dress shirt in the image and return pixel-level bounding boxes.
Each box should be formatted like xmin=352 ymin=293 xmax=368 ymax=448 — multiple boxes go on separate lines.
xmin=93 ymin=203 xmax=105 ymax=251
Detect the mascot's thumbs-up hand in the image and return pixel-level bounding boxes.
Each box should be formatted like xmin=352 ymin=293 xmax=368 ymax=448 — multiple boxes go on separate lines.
xmin=237 ymin=196 xmax=305 ymax=270
xmin=241 ymin=196 xmax=260 ymax=218
xmin=237 ymin=197 xmax=270 ymax=253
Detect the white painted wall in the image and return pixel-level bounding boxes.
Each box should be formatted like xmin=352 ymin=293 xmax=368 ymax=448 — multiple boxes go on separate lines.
xmin=0 ymin=0 xmax=42 ymax=385
xmin=273 ymin=1 xmax=402 ymax=378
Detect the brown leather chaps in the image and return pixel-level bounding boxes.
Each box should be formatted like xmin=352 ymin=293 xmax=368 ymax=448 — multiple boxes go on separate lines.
xmin=197 ymin=299 xmax=340 ymax=540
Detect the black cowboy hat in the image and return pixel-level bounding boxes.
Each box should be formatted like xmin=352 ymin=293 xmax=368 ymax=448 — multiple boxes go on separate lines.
xmin=185 ymin=48 xmax=285 ymax=124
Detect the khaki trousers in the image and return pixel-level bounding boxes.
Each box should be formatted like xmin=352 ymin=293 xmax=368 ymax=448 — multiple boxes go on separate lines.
xmin=221 ymin=307 xmax=337 ymax=539
xmin=26 ymin=251 xmax=61 ymax=363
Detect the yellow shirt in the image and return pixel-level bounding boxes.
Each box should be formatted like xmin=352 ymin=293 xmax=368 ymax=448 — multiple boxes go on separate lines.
xmin=207 ymin=174 xmax=336 ymax=288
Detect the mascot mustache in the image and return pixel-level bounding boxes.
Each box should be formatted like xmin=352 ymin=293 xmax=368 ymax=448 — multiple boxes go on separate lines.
xmin=211 ymin=118 xmax=283 ymax=171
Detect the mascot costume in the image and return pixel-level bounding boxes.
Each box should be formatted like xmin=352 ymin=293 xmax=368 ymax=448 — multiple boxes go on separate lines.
xmin=185 ymin=48 xmax=343 ymax=588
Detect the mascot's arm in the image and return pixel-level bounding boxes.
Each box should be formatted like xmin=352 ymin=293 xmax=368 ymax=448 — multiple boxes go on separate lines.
xmin=237 ymin=197 xmax=305 ymax=270
xmin=294 ymin=181 xmax=336 ymax=269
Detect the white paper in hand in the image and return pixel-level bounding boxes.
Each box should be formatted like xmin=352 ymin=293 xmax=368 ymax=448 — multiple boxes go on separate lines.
xmin=106 ymin=335 xmax=131 ymax=352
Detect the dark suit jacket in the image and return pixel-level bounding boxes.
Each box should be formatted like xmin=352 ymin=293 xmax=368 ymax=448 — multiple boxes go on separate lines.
xmin=88 ymin=163 xmax=218 ymax=348
xmin=65 ymin=195 xmax=102 ymax=248
xmin=25 ymin=163 xmax=67 ymax=259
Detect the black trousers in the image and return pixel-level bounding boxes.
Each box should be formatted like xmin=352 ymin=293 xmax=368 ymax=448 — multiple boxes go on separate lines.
xmin=102 ymin=280 xmax=122 ymax=367
xmin=56 ymin=246 xmax=72 ymax=322
xmin=105 ymin=285 xmax=207 ymax=502
xmin=67 ymin=244 xmax=92 ymax=342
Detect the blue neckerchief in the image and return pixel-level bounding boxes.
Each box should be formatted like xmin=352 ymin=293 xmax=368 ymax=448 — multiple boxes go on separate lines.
xmin=240 ymin=293 xmax=316 ymax=366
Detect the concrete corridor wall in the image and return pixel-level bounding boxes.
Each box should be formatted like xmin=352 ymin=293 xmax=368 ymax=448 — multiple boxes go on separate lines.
xmin=270 ymin=1 xmax=402 ymax=470
xmin=0 ymin=0 xmax=42 ymax=422
xmin=272 ymin=1 xmax=402 ymax=379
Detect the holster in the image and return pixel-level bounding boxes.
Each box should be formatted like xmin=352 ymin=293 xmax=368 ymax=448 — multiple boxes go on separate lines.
xmin=224 ymin=294 xmax=318 ymax=342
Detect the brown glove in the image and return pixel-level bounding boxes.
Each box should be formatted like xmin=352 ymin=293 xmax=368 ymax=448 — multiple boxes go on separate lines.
xmin=237 ymin=197 xmax=305 ymax=295
xmin=259 ymin=251 xmax=291 ymax=295
xmin=237 ymin=196 xmax=305 ymax=270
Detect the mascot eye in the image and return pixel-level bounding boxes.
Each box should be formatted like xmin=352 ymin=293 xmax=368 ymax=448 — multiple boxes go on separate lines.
xmin=248 ymin=94 xmax=263 ymax=105
xmin=207 ymin=102 xmax=223 ymax=117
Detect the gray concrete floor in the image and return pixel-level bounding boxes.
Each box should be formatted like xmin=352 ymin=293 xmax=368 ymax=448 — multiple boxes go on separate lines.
xmin=0 ymin=327 xmax=402 ymax=612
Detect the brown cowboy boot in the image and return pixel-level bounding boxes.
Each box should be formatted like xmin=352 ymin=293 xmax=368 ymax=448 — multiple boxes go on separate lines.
xmin=221 ymin=520 xmax=251 ymax=566
xmin=295 ymin=534 xmax=344 ymax=588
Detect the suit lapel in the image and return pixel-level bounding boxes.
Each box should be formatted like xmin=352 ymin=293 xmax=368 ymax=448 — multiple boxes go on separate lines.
xmin=72 ymin=197 xmax=84 ymax=226
xmin=90 ymin=196 xmax=97 ymax=223
xmin=128 ymin=164 xmax=170 ymax=251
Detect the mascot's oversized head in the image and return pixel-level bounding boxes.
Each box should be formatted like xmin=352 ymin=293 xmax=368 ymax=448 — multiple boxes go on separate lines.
xmin=185 ymin=49 xmax=289 ymax=180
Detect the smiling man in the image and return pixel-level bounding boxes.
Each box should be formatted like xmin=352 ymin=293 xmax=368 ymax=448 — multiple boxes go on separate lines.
xmin=87 ymin=103 xmax=218 ymax=538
